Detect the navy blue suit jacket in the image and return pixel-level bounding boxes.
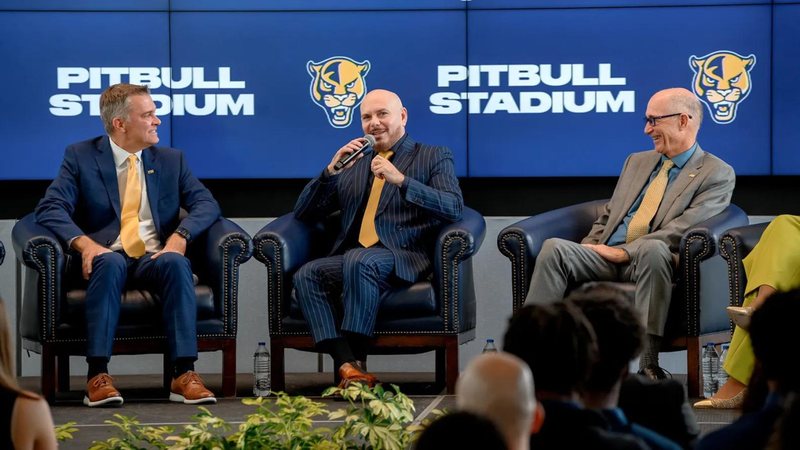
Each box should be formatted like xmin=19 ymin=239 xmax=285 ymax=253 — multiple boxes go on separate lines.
xmin=294 ymin=135 xmax=463 ymax=283
xmin=35 ymin=136 xmax=220 ymax=249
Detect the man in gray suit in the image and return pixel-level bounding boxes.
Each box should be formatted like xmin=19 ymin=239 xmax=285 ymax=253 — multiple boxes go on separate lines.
xmin=293 ymin=89 xmax=463 ymax=387
xmin=525 ymin=87 xmax=735 ymax=379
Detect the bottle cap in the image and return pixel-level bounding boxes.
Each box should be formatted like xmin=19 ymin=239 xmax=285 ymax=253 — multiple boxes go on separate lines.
xmin=487 ymin=338 xmax=494 ymax=343
xmin=258 ymin=341 xmax=266 ymax=345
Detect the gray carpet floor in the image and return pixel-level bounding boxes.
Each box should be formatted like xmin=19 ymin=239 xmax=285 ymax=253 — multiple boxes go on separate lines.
xmin=20 ymin=372 xmax=740 ymax=449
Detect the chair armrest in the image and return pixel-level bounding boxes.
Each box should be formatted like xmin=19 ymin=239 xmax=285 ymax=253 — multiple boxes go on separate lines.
xmin=253 ymin=213 xmax=325 ymax=274
xmin=677 ymin=204 xmax=748 ymax=335
xmin=720 ymin=221 xmax=769 ymax=307
xmin=253 ymin=213 xmax=331 ymax=331
xmin=12 ymin=213 xmax=66 ymax=342
xmin=435 ymin=207 xmax=486 ymax=265
xmin=191 ymin=217 xmax=253 ymax=336
xmin=497 ymin=199 xmax=607 ymax=311
xmin=434 ymin=207 xmax=486 ymax=333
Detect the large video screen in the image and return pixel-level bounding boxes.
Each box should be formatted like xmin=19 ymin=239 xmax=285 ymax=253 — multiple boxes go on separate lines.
xmin=169 ymin=10 xmax=466 ymax=178
xmin=466 ymin=5 xmax=771 ymax=176
xmin=772 ymin=4 xmax=800 ymax=175
xmin=0 ymin=1 xmax=795 ymax=179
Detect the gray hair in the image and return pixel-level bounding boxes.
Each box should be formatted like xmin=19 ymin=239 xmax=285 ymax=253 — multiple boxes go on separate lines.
xmin=99 ymin=84 xmax=150 ymax=135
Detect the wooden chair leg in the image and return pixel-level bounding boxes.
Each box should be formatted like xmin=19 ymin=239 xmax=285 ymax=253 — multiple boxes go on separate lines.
xmin=42 ymin=347 xmax=56 ymax=404
xmin=57 ymin=354 xmax=70 ymax=393
xmin=221 ymin=340 xmax=236 ymax=397
xmin=163 ymin=353 xmax=173 ymax=391
xmin=444 ymin=339 xmax=459 ymax=394
xmin=270 ymin=340 xmax=286 ymax=393
xmin=687 ymin=337 xmax=701 ymax=398
xmin=435 ymin=348 xmax=445 ymax=387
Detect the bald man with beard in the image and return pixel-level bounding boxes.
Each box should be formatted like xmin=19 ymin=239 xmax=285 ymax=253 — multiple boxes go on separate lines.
xmin=293 ymin=89 xmax=463 ymax=389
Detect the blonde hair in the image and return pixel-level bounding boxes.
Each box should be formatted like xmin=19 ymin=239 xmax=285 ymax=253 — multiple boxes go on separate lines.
xmin=0 ymin=299 xmax=37 ymax=399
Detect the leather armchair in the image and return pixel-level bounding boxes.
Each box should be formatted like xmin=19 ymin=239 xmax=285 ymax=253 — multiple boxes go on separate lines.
xmin=253 ymin=207 xmax=486 ymax=394
xmin=497 ymin=200 xmax=748 ymax=397
xmin=719 ymin=222 xmax=770 ymax=307
xmin=12 ymin=213 xmax=252 ymax=403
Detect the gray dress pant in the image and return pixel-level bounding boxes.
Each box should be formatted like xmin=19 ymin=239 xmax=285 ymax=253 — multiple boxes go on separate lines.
xmin=524 ymin=238 xmax=674 ymax=336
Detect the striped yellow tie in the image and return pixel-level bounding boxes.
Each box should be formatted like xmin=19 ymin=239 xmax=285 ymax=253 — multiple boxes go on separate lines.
xmin=358 ymin=150 xmax=394 ymax=247
xmin=120 ymin=155 xmax=146 ymax=258
xmin=626 ymin=159 xmax=675 ymax=243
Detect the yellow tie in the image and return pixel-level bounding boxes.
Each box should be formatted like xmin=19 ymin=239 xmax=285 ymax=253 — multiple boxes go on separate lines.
xmin=626 ymin=159 xmax=675 ymax=243
xmin=120 ymin=155 xmax=146 ymax=258
xmin=359 ymin=150 xmax=394 ymax=248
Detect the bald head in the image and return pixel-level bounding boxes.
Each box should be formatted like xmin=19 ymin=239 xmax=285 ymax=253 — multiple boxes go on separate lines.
xmin=360 ymin=89 xmax=407 ymax=151
xmin=644 ymin=87 xmax=702 ymax=158
xmin=653 ymin=87 xmax=703 ymax=129
xmin=457 ymin=352 xmax=536 ymax=449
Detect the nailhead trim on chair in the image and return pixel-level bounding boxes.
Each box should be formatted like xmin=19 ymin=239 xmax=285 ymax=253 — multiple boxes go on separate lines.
xmin=498 ymin=231 xmax=526 ymax=313
xmin=681 ymin=234 xmax=711 ymax=336
xmin=258 ymin=237 xmax=283 ymax=334
xmin=35 ymin=232 xmax=249 ymax=344
xmin=263 ymin=230 xmax=473 ymax=337
xmin=30 ymin=242 xmax=59 ymax=341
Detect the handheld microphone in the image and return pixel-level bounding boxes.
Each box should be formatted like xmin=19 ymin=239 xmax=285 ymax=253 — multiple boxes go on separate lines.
xmin=334 ymin=134 xmax=376 ymax=171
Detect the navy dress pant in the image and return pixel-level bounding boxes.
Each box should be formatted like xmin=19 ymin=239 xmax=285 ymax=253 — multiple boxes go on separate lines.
xmin=293 ymin=247 xmax=399 ymax=343
xmin=79 ymin=251 xmax=198 ymax=361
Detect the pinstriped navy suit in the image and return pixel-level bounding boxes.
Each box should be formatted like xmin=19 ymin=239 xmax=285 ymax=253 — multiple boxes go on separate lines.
xmin=293 ymin=135 xmax=463 ymax=343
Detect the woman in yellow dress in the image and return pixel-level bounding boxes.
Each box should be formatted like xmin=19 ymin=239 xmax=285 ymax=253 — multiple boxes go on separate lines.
xmin=695 ymin=215 xmax=800 ymax=409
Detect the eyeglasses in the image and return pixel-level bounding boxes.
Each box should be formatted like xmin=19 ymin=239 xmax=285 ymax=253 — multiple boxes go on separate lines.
xmin=644 ymin=113 xmax=692 ymax=127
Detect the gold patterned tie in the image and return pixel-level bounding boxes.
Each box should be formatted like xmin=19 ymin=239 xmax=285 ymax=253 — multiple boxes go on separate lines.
xmin=120 ymin=155 xmax=146 ymax=257
xmin=358 ymin=150 xmax=394 ymax=247
xmin=626 ymin=159 xmax=675 ymax=243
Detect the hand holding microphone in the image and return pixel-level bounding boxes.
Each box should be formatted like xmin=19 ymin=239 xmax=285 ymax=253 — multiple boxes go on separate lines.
xmin=327 ymin=135 xmax=376 ymax=174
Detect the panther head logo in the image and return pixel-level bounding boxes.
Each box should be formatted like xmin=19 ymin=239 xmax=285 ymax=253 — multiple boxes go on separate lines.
xmin=689 ymin=51 xmax=756 ymax=124
xmin=308 ymin=56 xmax=371 ymax=128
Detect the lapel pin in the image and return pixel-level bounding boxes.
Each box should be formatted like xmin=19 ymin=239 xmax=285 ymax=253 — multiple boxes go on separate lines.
xmin=147 ymin=169 xmax=155 ymax=174
xmin=689 ymin=173 xmax=696 ymax=178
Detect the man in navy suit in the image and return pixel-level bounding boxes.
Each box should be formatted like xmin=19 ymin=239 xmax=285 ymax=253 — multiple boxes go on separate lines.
xmin=35 ymin=84 xmax=220 ymax=407
xmin=293 ymin=89 xmax=463 ymax=386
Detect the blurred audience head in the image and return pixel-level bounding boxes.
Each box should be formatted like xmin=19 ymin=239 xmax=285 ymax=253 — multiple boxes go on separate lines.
xmin=503 ymin=302 xmax=597 ymax=399
xmin=567 ymin=283 xmax=644 ymax=395
xmin=456 ymin=352 xmax=541 ymax=450
xmin=750 ymin=289 xmax=800 ymax=394
xmin=0 ymin=297 xmax=20 ymax=393
xmin=414 ymin=411 xmax=508 ymax=450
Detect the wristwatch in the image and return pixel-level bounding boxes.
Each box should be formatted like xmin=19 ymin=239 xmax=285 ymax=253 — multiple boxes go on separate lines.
xmin=175 ymin=227 xmax=192 ymax=242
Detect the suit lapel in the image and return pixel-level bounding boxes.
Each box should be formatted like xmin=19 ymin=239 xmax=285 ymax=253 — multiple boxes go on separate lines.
xmin=653 ymin=146 xmax=705 ymax=227
xmin=341 ymin=151 xmax=372 ymax=233
xmin=376 ymin=136 xmax=417 ymax=216
xmin=142 ymin=147 xmax=162 ymax=235
xmin=609 ymin=152 xmax=661 ymax=231
xmin=95 ymin=137 xmax=121 ymax=218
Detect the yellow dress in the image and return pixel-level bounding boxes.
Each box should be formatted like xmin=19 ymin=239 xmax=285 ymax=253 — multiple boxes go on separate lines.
xmin=724 ymin=215 xmax=800 ymax=383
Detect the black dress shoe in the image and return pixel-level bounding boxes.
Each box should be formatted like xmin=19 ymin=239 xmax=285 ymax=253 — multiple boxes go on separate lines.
xmin=637 ymin=366 xmax=671 ymax=381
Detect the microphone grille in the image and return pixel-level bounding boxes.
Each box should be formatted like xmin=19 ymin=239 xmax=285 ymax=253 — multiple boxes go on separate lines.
xmin=363 ymin=134 xmax=376 ymax=146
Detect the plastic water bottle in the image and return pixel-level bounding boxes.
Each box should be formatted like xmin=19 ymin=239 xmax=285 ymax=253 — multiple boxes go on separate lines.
xmin=702 ymin=343 xmax=719 ymax=398
xmin=253 ymin=342 xmax=271 ymax=397
xmin=482 ymin=338 xmax=498 ymax=353
xmin=716 ymin=343 xmax=730 ymax=388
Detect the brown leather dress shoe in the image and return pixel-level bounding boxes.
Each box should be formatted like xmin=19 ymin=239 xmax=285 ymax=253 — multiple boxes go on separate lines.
xmin=170 ymin=371 xmax=217 ymax=404
xmin=337 ymin=362 xmax=379 ymax=389
xmin=84 ymin=373 xmax=123 ymax=407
